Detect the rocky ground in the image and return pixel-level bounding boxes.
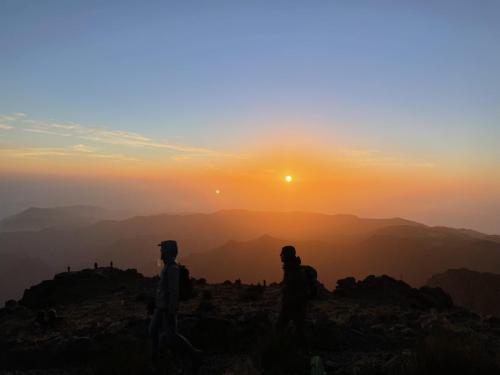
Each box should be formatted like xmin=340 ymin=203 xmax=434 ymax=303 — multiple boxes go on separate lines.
xmin=1 ymin=268 xmax=500 ymax=375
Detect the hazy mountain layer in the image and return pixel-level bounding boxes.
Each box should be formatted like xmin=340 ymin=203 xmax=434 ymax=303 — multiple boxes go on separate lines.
xmin=0 ymin=205 xmax=131 ymax=232
xmin=183 ymin=231 xmax=500 ymax=288
xmin=428 ymin=269 xmax=500 ymax=317
xmin=1 ymin=209 xmax=500 ymax=304
xmin=0 ymin=253 xmax=53 ymax=303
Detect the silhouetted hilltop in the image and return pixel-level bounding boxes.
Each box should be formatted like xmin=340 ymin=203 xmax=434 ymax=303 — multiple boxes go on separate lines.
xmin=0 ymin=205 xmax=131 ymax=232
xmin=427 ymin=268 xmax=500 ymax=317
xmin=1 ymin=268 xmax=500 ymax=374
xmin=20 ymin=267 xmax=146 ymax=308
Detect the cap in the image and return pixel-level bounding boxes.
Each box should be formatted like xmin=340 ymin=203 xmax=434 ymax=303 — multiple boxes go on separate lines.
xmin=158 ymin=240 xmax=178 ymax=256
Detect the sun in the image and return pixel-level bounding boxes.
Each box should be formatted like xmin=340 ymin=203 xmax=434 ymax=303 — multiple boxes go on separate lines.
xmin=285 ymin=175 xmax=293 ymax=183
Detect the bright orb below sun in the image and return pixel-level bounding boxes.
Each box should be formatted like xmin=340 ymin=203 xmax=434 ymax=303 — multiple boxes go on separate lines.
xmin=285 ymin=175 xmax=293 ymax=183
xmin=215 ymin=189 xmax=221 ymax=195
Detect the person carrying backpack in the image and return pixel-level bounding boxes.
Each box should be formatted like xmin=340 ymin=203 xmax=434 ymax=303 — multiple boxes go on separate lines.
xmin=149 ymin=240 xmax=202 ymax=371
xmin=276 ymin=245 xmax=316 ymax=350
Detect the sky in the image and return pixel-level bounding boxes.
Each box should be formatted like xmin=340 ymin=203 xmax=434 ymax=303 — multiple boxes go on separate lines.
xmin=0 ymin=1 xmax=499 ymax=232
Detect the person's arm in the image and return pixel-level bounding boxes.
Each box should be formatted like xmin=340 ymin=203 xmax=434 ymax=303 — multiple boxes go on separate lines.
xmin=167 ymin=265 xmax=180 ymax=314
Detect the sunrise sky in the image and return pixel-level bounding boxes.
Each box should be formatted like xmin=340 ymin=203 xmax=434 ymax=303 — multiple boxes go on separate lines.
xmin=1 ymin=1 xmax=499 ymax=232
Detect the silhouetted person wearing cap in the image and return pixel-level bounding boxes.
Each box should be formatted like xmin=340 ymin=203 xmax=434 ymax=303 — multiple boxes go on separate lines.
xmin=149 ymin=240 xmax=201 ymax=371
xmin=277 ymin=245 xmax=308 ymax=350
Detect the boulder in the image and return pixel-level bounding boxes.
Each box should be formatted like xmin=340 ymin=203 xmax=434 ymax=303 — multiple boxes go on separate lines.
xmin=336 ymin=277 xmax=356 ymax=290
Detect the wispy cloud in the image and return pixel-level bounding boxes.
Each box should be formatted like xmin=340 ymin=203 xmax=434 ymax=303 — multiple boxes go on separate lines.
xmin=0 ymin=124 xmax=14 ymax=130
xmin=18 ymin=116 xmax=234 ymax=157
xmin=0 ymin=145 xmax=141 ymax=162
xmin=0 ymin=113 xmax=26 ymax=122
xmin=24 ymin=128 xmax=72 ymax=136
xmin=2 ymin=147 xmax=69 ymax=158
xmin=71 ymin=144 xmax=95 ymax=153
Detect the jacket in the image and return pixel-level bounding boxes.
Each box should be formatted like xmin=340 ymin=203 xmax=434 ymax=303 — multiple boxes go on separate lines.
xmin=155 ymin=262 xmax=180 ymax=314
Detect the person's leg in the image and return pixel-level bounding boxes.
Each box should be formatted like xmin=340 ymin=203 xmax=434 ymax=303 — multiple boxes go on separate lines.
xmin=164 ymin=314 xmax=202 ymax=374
xmin=291 ymin=304 xmax=309 ymax=352
xmin=149 ymin=309 xmax=164 ymax=361
xmin=165 ymin=314 xmax=201 ymax=356
xmin=276 ymin=305 xmax=291 ymax=337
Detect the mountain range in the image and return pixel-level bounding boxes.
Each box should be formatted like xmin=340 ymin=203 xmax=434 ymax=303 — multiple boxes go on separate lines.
xmin=183 ymin=228 xmax=500 ymax=288
xmin=1 ymin=207 xmax=500 ymax=305
xmin=0 ymin=205 xmax=131 ymax=232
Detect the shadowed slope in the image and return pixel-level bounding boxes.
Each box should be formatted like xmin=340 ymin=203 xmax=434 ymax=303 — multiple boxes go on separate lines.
xmin=428 ymin=269 xmax=500 ymax=317
xmin=183 ymin=228 xmax=500 ymax=287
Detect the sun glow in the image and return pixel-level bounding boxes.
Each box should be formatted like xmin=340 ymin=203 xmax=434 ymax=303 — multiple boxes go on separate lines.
xmin=285 ymin=175 xmax=293 ymax=183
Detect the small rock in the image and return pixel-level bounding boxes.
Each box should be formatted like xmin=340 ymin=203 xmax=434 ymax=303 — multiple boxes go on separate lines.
xmin=337 ymin=277 xmax=357 ymax=289
xmin=4 ymin=299 xmax=17 ymax=310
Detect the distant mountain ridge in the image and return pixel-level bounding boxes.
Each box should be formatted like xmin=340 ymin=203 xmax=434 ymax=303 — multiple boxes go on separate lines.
xmin=183 ymin=231 xmax=500 ymax=288
xmin=0 ymin=205 xmax=132 ymax=232
xmin=1 ymin=208 xmax=500 ymax=304
xmin=0 ymin=209 xmax=423 ymax=265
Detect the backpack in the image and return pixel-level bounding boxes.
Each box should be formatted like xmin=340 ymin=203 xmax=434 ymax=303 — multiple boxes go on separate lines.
xmin=178 ymin=264 xmax=194 ymax=301
xmin=301 ymin=265 xmax=319 ymax=298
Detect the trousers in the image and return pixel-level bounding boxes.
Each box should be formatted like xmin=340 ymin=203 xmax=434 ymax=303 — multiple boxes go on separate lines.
xmin=149 ymin=309 xmax=198 ymax=359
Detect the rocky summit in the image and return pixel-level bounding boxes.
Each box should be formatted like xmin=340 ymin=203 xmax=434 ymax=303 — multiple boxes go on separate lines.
xmin=1 ymin=268 xmax=500 ymax=375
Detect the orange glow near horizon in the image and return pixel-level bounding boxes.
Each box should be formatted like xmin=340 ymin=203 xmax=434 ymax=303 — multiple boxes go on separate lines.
xmin=1 ymin=142 xmax=500 ymax=224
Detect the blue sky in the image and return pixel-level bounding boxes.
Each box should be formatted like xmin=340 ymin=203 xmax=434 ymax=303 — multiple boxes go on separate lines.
xmin=1 ymin=1 xmax=499 ymax=152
